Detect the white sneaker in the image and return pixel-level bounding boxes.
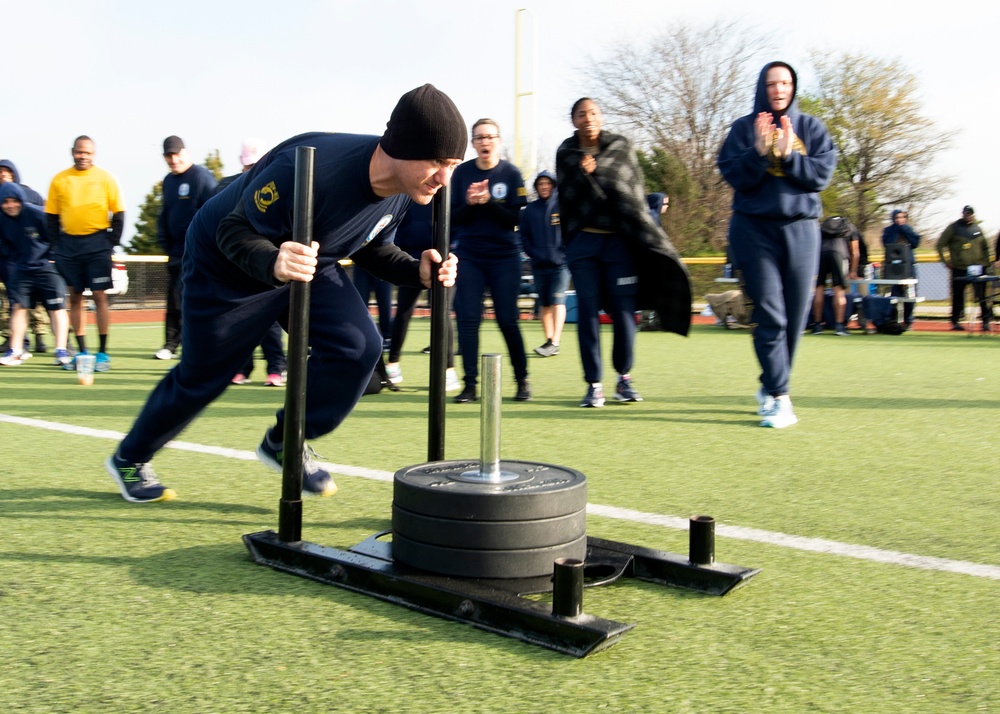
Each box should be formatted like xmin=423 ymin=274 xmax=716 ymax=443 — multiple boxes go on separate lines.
xmin=445 ymin=367 xmax=461 ymax=392
xmin=755 ymin=387 xmax=775 ymax=416
xmin=760 ymin=396 xmax=797 ymax=429
xmin=154 ymin=348 xmax=176 ymax=360
xmin=386 ymin=362 xmax=403 ymax=384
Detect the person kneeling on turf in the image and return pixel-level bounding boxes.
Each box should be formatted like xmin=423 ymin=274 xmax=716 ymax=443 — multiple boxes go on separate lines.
xmin=106 ymin=84 xmax=466 ymax=503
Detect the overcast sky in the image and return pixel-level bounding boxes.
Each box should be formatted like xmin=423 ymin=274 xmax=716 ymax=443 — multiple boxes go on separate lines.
xmin=3 ymin=0 xmax=996 ymax=244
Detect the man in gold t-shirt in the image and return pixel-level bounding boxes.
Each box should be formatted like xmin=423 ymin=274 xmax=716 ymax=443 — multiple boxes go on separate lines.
xmin=46 ymin=136 xmax=125 ymax=371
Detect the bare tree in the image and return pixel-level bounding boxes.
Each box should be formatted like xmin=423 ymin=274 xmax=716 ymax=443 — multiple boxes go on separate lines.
xmin=802 ymin=52 xmax=954 ymax=239
xmin=581 ymin=20 xmax=775 ymax=252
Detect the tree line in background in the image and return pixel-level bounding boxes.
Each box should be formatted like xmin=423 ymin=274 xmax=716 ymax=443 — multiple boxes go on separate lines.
xmin=585 ymin=20 xmax=952 ymax=255
xmin=127 ymin=20 xmax=951 ymax=258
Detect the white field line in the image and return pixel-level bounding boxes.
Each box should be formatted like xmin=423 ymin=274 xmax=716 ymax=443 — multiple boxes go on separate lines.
xmin=2 ymin=413 xmax=998 ymax=581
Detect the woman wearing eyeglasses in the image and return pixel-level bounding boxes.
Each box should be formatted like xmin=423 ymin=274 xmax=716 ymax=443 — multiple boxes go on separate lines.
xmin=449 ymin=118 xmax=530 ymax=404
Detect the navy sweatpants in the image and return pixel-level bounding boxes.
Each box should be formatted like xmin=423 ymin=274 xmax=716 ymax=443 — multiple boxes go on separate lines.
xmin=565 ymin=231 xmax=638 ymax=384
xmin=119 ymin=260 xmax=381 ymax=463
xmin=728 ymin=213 xmax=819 ymax=397
xmin=453 ymin=253 xmax=527 ymax=386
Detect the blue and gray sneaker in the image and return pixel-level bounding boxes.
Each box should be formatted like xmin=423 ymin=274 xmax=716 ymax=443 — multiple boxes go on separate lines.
xmin=54 ymin=348 xmax=73 ymax=366
xmin=105 ymin=452 xmax=177 ymax=503
xmin=256 ymin=431 xmax=338 ymax=497
xmin=95 ymin=351 xmax=111 ymax=372
xmin=580 ymin=382 xmax=605 ymax=408
xmin=614 ymin=375 xmax=643 ymax=402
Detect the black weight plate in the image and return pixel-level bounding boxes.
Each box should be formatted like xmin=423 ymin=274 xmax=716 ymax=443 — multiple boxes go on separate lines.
xmin=392 ymin=504 xmax=586 ymax=550
xmin=391 ymin=531 xmax=588 ymax=579
xmin=393 ymin=460 xmax=587 ymax=521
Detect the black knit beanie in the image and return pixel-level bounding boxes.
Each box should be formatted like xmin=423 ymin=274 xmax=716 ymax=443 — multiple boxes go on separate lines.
xmin=379 ymin=84 xmax=467 ymax=161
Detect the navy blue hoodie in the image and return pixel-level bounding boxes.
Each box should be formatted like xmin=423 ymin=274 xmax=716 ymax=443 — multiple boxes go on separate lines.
xmin=519 ymin=170 xmax=564 ymax=268
xmin=0 ymin=182 xmax=54 ymax=274
xmin=0 ymin=159 xmax=45 ymax=207
xmin=717 ymin=62 xmax=836 ymax=220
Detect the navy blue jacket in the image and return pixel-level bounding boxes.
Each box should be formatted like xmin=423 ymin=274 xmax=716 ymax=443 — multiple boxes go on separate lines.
xmin=0 ymin=182 xmax=54 ymax=274
xmin=717 ymin=63 xmax=836 ymax=220
xmin=158 ymin=163 xmax=218 ymax=262
xmin=519 ymin=170 xmax=564 ymax=268
xmin=185 ymin=133 xmax=414 ymax=292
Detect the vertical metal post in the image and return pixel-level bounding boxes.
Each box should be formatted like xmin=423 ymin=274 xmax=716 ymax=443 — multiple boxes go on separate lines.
xmin=278 ymin=145 xmax=315 ymax=543
xmin=479 ymin=354 xmax=502 ymax=480
xmin=428 ymin=187 xmax=450 ymax=462
xmin=552 ymin=558 xmax=584 ymax=617
xmin=689 ymin=515 xmax=716 ymax=566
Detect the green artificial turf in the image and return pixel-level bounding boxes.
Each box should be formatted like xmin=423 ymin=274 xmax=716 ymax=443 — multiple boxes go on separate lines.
xmin=1 ymin=320 xmax=997 ymax=713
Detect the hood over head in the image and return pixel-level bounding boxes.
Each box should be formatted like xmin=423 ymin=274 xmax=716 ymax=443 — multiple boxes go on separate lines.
xmin=0 ymin=159 xmax=21 ymax=183
xmin=0 ymin=181 xmax=26 ymax=204
xmin=753 ymin=61 xmax=798 ymax=119
xmin=646 ymin=192 xmax=666 ymax=213
xmin=533 ymin=170 xmax=556 ymax=189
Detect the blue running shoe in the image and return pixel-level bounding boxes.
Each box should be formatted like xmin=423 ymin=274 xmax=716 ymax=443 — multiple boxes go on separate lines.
xmin=105 ymin=452 xmax=177 ymax=503
xmin=54 ymin=348 xmax=72 ymax=366
xmin=614 ymin=375 xmax=642 ymax=402
xmin=95 ymin=352 xmax=111 ymax=372
xmin=580 ymin=383 xmax=605 ymax=408
xmin=256 ymin=431 xmax=337 ymax=497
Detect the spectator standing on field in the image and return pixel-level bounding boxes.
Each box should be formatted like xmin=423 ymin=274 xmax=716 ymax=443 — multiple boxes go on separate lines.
xmin=219 ymin=139 xmax=288 ymax=387
xmin=520 ymin=170 xmax=568 ymax=357
xmin=937 ymin=205 xmax=991 ymax=331
xmin=450 ymin=118 xmax=531 ymax=404
xmin=0 ymin=159 xmax=51 ymax=352
xmin=880 ymin=209 xmax=920 ymax=330
xmin=45 ymin=136 xmax=125 ymax=372
xmin=717 ymin=61 xmax=837 ymax=428
xmin=384 ymin=200 xmax=459 ymax=390
xmin=156 ymin=136 xmax=218 ymax=360
xmin=0 ymin=182 xmax=71 ymax=366
xmin=810 ymin=216 xmax=859 ymax=336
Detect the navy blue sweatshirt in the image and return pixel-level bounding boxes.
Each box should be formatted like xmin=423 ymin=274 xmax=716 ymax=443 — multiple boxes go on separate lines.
xmin=717 ymin=62 xmax=836 ymax=220
xmin=158 ymin=163 xmax=218 ymax=261
xmin=519 ymin=170 xmax=564 ymax=268
xmin=449 ymin=159 xmax=526 ymax=260
xmin=0 ymin=182 xmax=54 ymax=273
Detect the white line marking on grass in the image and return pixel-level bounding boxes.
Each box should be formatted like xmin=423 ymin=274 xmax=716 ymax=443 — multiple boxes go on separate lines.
xmin=3 ymin=413 xmax=997 ymax=580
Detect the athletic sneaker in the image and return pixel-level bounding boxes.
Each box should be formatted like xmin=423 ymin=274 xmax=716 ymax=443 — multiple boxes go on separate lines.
xmin=385 ymin=362 xmax=403 ymax=384
xmin=454 ymin=384 xmax=477 ymax=403
xmin=231 ymin=374 xmax=251 ymax=385
xmin=95 ymin=352 xmax=111 ymax=372
xmin=760 ymin=396 xmax=798 ymax=429
xmin=62 ymin=350 xmax=85 ymax=370
xmin=54 ymin=348 xmax=73 ymax=366
xmin=264 ymin=373 xmax=285 ymax=387
xmin=580 ymin=383 xmax=605 ymax=408
xmin=105 ymin=452 xmax=177 ymax=503
xmin=256 ymin=432 xmax=337 ymax=497
xmin=445 ymin=367 xmax=461 ymax=392
xmin=514 ymin=379 xmax=532 ymax=401
xmin=534 ymin=339 xmax=559 ymax=357
xmin=154 ymin=348 xmax=176 ymax=360
xmin=421 ymin=346 xmax=431 ymax=354
xmin=614 ymin=375 xmax=642 ymax=402
xmin=0 ymin=349 xmax=27 ymax=366
xmin=834 ymin=324 xmax=850 ymax=336
xmin=755 ymin=387 xmax=775 ymax=416
xmin=810 ymin=323 xmax=824 ymax=335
